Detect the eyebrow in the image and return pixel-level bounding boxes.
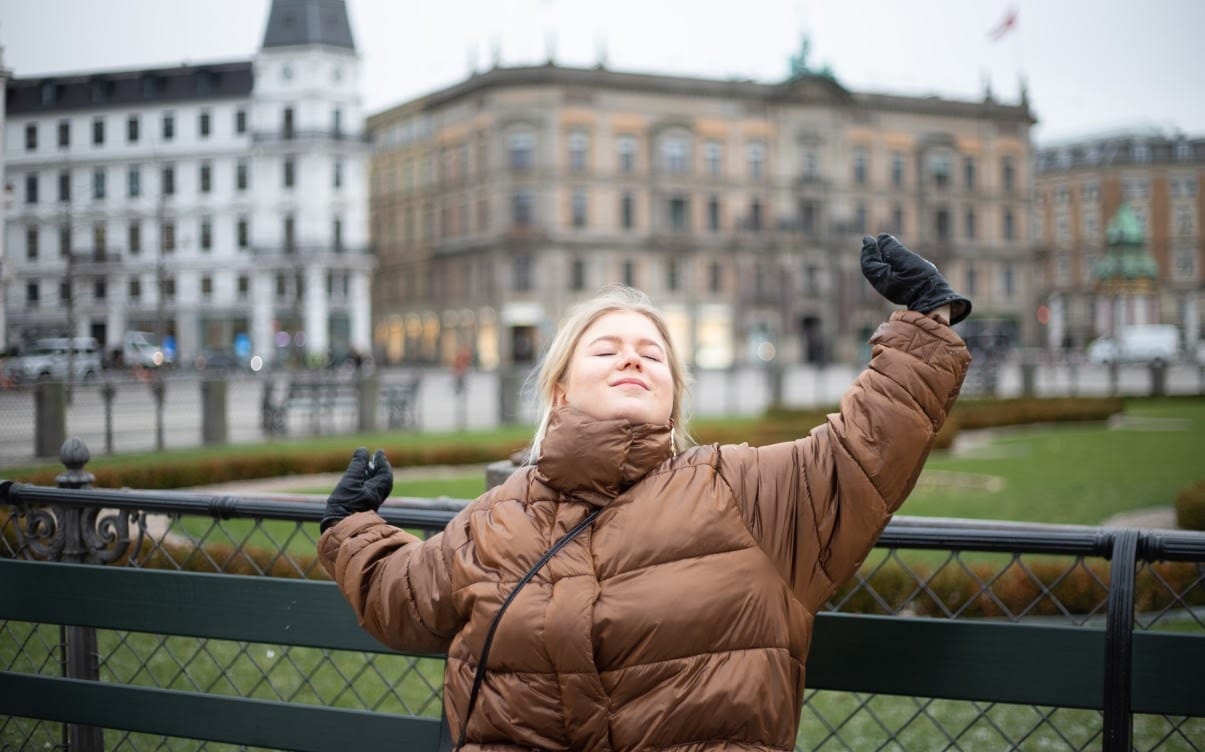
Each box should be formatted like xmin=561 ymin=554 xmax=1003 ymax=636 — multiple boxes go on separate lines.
xmin=586 ymin=335 xmax=665 ymax=353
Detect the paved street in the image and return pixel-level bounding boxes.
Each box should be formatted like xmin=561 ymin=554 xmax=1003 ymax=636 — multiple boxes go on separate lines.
xmin=1 ymin=360 xmax=1202 ymax=470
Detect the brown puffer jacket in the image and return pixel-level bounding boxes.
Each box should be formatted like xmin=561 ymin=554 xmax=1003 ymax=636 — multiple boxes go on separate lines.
xmin=320 ymin=310 xmax=970 ymax=751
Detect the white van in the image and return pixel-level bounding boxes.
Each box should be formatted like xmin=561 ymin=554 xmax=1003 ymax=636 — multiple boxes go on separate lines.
xmin=1087 ymin=325 xmax=1179 ymax=366
xmin=3 ymin=337 xmax=103 ymax=382
xmin=123 ymin=330 xmax=170 ymax=368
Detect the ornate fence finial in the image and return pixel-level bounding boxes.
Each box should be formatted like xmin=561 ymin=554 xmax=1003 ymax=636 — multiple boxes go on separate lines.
xmin=57 ymin=437 xmax=95 ymax=489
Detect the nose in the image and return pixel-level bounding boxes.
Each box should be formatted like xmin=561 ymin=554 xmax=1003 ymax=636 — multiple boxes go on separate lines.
xmin=617 ymin=347 xmax=642 ymax=370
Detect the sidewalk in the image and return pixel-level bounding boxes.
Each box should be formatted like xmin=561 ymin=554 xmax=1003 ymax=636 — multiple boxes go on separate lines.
xmin=184 ymin=463 xmax=490 ymax=498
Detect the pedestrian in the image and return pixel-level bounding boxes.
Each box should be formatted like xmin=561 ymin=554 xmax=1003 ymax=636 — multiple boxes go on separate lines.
xmin=318 ymin=234 xmax=972 ymax=751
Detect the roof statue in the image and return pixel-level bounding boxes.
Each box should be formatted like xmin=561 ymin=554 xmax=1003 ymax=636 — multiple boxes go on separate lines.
xmin=788 ymin=35 xmax=834 ymax=80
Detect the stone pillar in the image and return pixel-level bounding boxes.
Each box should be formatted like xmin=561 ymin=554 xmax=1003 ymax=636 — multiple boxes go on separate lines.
xmin=201 ymin=378 xmax=228 ymax=445
xmin=304 ymin=264 xmax=329 ymax=362
xmin=34 ymin=382 xmax=67 ymax=458
xmin=251 ymin=271 xmax=274 ymax=365
xmin=350 ymin=270 xmax=372 ymax=355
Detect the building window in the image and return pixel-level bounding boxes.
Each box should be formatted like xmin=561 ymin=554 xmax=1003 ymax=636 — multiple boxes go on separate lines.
xmin=128 ymin=166 xmax=141 ymax=198
xmin=283 ymin=215 xmax=296 ymax=252
xmin=661 ymin=135 xmax=689 ymax=174
xmin=570 ymin=258 xmax=586 ymax=291
xmin=621 ymin=192 xmax=635 ymax=230
xmin=161 ymin=221 xmax=176 ymax=253
xmin=704 ymin=141 xmax=722 ymax=177
xmin=282 ymin=106 xmax=295 ymax=139
xmin=60 ymin=281 xmax=71 ymax=304
xmin=853 ymin=147 xmax=868 ymax=186
xmin=617 ymin=135 xmax=636 ymax=174
xmin=200 ymin=276 xmax=212 ymax=300
xmin=237 ymin=217 xmax=249 ymax=249
xmin=708 ymin=196 xmax=721 ymax=232
xmin=129 ymin=278 xmax=141 ymax=301
xmin=668 ymin=196 xmax=689 ymax=232
xmin=25 ymin=123 xmax=37 ymax=151
xmin=804 ymin=149 xmax=819 ymax=179
xmin=512 ymin=191 xmax=534 ymax=227
xmin=965 ymin=263 xmax=977 ymax=297
xmin=508 ymin=132 xmax=535 ymax=171
xmin=199 ymin=110 xmax=211 ymax=138
xmin=931 ymin=153 xmax=951 ymax=190
xmin=964 ymin=157 xmax=976 ymax=190
xmin=748 ymin=198 xmax=763 ymax=232
xmin=21 ymin=173 xmax=38 ymax=205
xmin=935 ymin=209 xmax=950 ymax=241
xmin=238 ymin=275 xmax=249 ymax=299
xmin=853 ymin=202 xmax=866 ymax=234
xmin=965 ymin=207 xmax=976 ymax=240
xmin=128 ymin=222 xmax=141 ymax=255
xmin=891 ymin=151 xmax=904 ymax=187
xmin=666 ymin=258 xmax=680 ymax=291
xmin=709 ymin=261 xmax=722 ymax=293
xmin=1003 ymin=208 xmax=1016 ymax=240
xmin=162 ymin=113 xmax=174 ymax=141
xmin=800 ymin=201 xmax=817 ymax=235
xmin=513 ymin=254 xmax=533 ymax=291
xmin=568 ymin=131 xmax=588 ymax=172
xmin=92 ymin=168 xmax=106 ymax=200
xmin=57 ymin=171 xmax=70 ymax=202
xmin=26 ymin=227 xmax=39 ymax=260
xmin=1002 ymin=262 xmax=1015 ymax=299
xmin=127 ymin=116 xmax=139 ymax=143
xmin=58 ymin=120 xmax=70 ymax=148
xmin=332 ymin=107 xmax=343 ymax=138
xmin=59 ymin=225 xmax=72 ymax=256
xmin=200 ymin=218 xmax=212 ymax=251
xmin=164 ymin=278 xmax=176 ymax=301
xmin=747 ymin=141 xmax=765 ymax=180
xmin=94 ymin=280 xmax=107 ymax=301
xmin=891 ymin=204 xmax=904 ymax=235
xmin=27 ymin=282 xmax=40 ymax=308
xmin=1001 ymin=156 xmax=1015 ymax=194
xmin=200 ymin=162 xmax=212 ymax=194
xmin=235 ymin=109 xmax=247 ymax=134
xmin=333 ymin=159 xmax=343 ymax=189
xmin=571 ymin=190 xmax=588 ymax=228
xmin=236 ymin=161 xmax=249 ymax=191
xmin=283 ymin=158 xmax=295 ymax=189
xmin=622 ymin=259 xmax=636 ymax=287
xmin=333 ymin=217 xmax=343 ymax=252
xmin=162 ymin=165 xmax=175 ymax=196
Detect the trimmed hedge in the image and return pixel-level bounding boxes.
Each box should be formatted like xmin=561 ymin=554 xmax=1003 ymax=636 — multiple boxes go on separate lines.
xmin=1176 ymin=480 xmax=1205 ymax=531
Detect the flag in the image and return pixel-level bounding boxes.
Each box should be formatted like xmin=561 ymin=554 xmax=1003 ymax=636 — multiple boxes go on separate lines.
xmin=988 ymin=7 xmax=1018 ymax=42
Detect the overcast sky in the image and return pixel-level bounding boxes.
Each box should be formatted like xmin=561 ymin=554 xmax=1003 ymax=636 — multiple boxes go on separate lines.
xmin=2 ymin=0 xmax=1202 ymax=144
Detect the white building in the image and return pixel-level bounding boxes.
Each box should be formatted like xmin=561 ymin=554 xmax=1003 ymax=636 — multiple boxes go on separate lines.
xmin=2 ymin=0 xmax=371 ymax=366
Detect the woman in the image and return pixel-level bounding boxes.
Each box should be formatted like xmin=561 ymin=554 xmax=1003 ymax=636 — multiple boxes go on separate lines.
xmin=319 ymin=234 xmax=972 ymax=751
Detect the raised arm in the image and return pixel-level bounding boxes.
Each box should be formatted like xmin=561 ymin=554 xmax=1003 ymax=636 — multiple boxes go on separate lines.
xmin=317 ymin=449 xmax=465 ymax=654
xmin=717 ymin=235 xmax=972 ymax=612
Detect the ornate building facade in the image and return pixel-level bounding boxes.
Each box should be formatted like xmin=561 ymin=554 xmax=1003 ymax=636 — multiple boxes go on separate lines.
xmin=369 ymin=62 xmax=1035 ymax=369
xmin=2 ymin=0 xmax=371 ymax=366
xmin=1034 ymin=130 xmax=1204 ymax=352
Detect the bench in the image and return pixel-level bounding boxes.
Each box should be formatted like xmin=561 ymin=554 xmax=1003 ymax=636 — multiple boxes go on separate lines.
xmin=2 ymin=556 xmax=1202 ymax=751
xmin=382 ymin=375 xmax=422 ymax=429
xmin=262 ymin=379 xmax=362 ymax=436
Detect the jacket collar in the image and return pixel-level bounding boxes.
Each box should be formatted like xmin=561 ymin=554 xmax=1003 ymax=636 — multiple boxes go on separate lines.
xmin=536 ymin=406 xmax=672 ymax=507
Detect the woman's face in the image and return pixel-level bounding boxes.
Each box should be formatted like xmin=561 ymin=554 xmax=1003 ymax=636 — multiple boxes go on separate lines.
xmin=556 ymin=310 xmax=674 ymax=426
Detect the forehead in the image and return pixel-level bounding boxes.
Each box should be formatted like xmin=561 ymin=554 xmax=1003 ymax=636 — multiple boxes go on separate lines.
xmin=577 ymin=310 xmax=667 ymax=349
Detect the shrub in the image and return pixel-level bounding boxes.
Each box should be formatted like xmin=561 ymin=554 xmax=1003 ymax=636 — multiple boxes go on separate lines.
xmin=1175 ymin=480 xmax=1205 ymax=531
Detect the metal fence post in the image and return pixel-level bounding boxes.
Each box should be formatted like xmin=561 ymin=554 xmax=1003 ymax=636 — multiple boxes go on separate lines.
xmin=34 ymin=381 xmax=67 ymax=458
xmin=1103 ymin=528 xmax=1139 ymax=752
xmin=201 ymin=378 xmax=228 ymax=445
xmin=56 ymin=437 xmax=104 ymax=752
xmin=1148 ymin=361 xmax=1167 ymax=397
xmin=357 ymin=372 xmax=379 ymax=434
xmin=150 ymin=375 xmax=166 ymax=451
xmin=100 ymin=381 xmax=116 ymax=455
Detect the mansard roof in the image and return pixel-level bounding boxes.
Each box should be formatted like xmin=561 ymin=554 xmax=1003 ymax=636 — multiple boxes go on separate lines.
xmin=6 ymin=61 xmax=253 ymax=116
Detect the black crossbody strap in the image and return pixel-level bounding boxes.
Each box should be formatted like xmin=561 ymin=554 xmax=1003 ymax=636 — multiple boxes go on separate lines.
xmin=453 ymin=507 xmax=602 ymax=750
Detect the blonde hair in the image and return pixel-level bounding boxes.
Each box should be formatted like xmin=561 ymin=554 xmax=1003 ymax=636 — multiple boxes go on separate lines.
xmin=528 ymin=286 xmax=693 ymax=460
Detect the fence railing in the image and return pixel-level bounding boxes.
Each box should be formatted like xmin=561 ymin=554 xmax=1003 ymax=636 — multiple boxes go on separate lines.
xmin=1 ymin=447 xmax=1203 ymax=751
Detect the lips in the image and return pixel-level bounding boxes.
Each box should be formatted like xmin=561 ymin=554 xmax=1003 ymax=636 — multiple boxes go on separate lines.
xmin=610 ymin=378 xmax=649 ymax=390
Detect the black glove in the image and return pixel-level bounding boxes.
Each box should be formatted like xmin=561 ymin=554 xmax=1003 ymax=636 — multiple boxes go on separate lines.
xmin=321 ymin=447 xmax=394 ymax=532
xmin=860 ymin=234 xmax=972 ymax=325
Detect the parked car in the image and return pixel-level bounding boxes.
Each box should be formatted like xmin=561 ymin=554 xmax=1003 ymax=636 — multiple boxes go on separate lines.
xmin=3 ymin=337 xmax=103 ymax=382
xmin=122 ymin=330 xmax=172 ymax=368
xmin=1087 ymin=325 xmax=1179 ymax=366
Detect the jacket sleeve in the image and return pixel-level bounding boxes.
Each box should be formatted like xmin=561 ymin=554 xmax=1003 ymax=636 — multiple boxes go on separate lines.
xmin=716 ymin=310 xmax=970 ymax=612
xmin=318 ymin=504 xmax=473 ymax=655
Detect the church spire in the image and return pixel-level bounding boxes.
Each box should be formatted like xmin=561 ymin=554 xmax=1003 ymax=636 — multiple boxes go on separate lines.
xmin=261 ymin=0 xmax=356 ymax=52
